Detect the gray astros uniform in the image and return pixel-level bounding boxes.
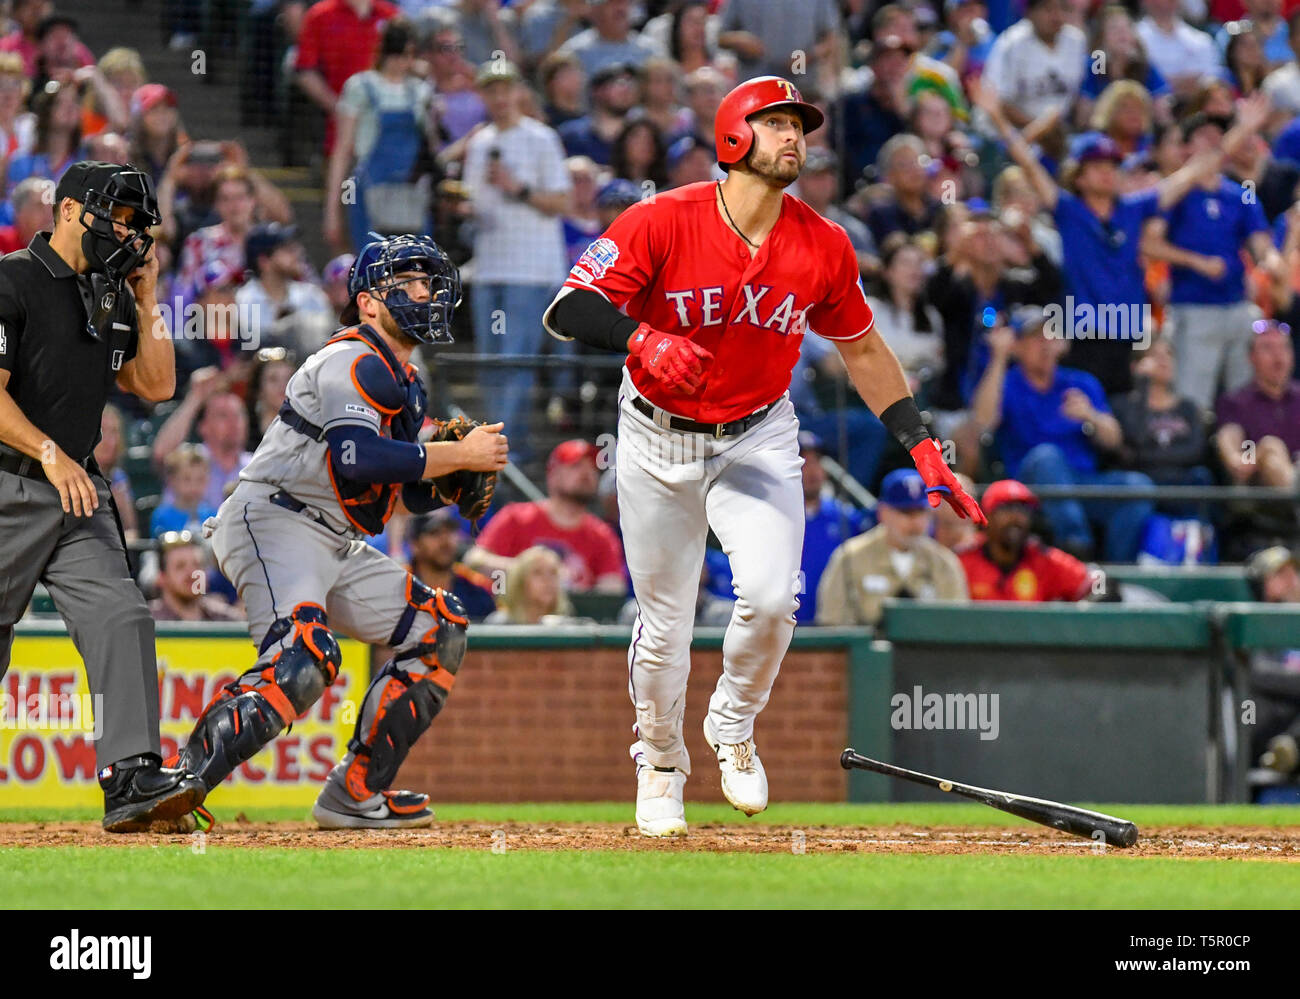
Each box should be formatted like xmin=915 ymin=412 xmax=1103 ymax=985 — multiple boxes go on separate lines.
xmin=207 ymin=331 xmax=435 ymax=665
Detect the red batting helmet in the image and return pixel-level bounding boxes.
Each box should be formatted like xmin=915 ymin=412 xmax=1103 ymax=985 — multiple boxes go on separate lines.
xmin=714 ymin=76 xmax=825 ymax=170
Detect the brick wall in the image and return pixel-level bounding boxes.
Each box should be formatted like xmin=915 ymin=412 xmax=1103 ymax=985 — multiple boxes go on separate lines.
xmin=400 ymin=645 xmax=851 ymax=802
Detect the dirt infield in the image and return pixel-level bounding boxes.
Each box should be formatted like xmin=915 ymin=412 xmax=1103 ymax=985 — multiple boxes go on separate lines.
xmin=3 ymin=820 xmax=1300 ymax=858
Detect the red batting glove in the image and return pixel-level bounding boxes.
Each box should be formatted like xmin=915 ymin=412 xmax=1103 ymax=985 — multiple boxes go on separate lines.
xmin=908 ymin=438 xmax=987 ymax=526
xmin=629 ymin=322 xmax=714 ymax=394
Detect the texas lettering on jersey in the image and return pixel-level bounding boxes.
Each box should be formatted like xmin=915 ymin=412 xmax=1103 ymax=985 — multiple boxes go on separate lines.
xmin=552 ymin=181 xmax=875 ymax=424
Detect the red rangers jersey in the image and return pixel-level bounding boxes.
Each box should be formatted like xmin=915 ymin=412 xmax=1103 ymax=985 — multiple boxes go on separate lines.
xmin=547 ymin=181 xmax=875 ymax=423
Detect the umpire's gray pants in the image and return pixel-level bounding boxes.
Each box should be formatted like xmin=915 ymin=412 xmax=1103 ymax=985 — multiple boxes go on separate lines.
xmin=0 ymin=470 xmax=161 ymax=767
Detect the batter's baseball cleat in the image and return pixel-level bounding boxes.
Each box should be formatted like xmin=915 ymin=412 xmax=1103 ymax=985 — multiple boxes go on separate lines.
xmin=635 ymin=764 xmax=688 ymax=837
xmin=99 ymin=754 xmax=207 ymax=833
xmin=312 ymin=781 xmax=435 ymax=830
xmin=703 ymin=716 xmax=768 ymax=816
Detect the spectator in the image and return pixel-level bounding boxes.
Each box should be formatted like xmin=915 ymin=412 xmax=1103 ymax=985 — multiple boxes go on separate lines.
xmin=798 ymin=431 xmax=871 ymax=624
xmin=29 ymin=11 xmax=92 ymax=91
xmin=556 ymin=0 xmax=656 ymax=78
xmin=452 ymin=0 xmax=523 ymax=68
xmin=594 ymin=175 xmax=639 ymax=229
xmin=177 ymin=165 xmax=259 ymax=301
xmin=1262 ymin=10 xmax=1300 ymax=114
xmin=610 ymin=117 xmax=666 ymax=189
xmin=816 ymin=469 xmax=968 ymax=626
xmin=1242 ymin=546 xmax=1300 ymax=772
xmin=7 ymin=78 xmax=81 ymax=195
xmin=661 ymin=0 xmax=717 ymax=76
xmin=971 ymin=307 xmax=1155 ymax=561
xmin=464 ymin=60 xmax=572 ymax=460
xmin=959 ymin=479 xmax=1092 ymax=600
xmin=862 ymin=133 xmax=941 ymax=247
xmin=1216 ymin=0 xmax=1290 ymax=67
xmin=538 ymin=51 xmax=586 ymax=127
xmin=1144 ymin=106 xmax=1281 ymax=410
xmin=153 ymin=379 xmax=253 ymax=509
xmin=151 ymin=445 xmax=220 ymax=538
xmin=1090 ymin=80 xmax=1154 ymax=158
xmin=981 ymin=0 xmax=1087 ymax=126
xmin=245 ymin=347 xmax=297 ymax=448
xmin=1112 ymin=338 xmax=1213 ymax=491
xmin=1223 ymin=112 xmax=1300 ymax=224
xmin=325 ymin=17 xmax=434 ymax=252
xmin=796 ymin=147 xmax=879 ymax=277
xmin=1224 ymin=20 xmax=1269 ymax=97
xmin=84 ymin=47 xmax=144 ymax=139
xmin=1136 ymin=0 xmax=1222 ymax=94
xmin=295 ymin=0 xmax=400 ymax=156
xmin=0 ymin=0 xmax=51 ymax=78
xmin=0 ymin=53 xmax=32 ymax=167
xmin=562 ymin=154 xmax=602 ymax=266
xmin=518 ymin=1 xmax=591 ymax=72
xmin=866 ymin=233 xmax=946 ymax=397
xmin=407 ymin=507 xmax=499 ymax=621
xmin=557 ymin=61 xmax=640 ymax=165
xmin=125 ymin=83 xmax=184 ymax=187
xmin=423 ymin=21 xmax=486 ymax=146
xmin=832 ymin=34 xmax=912 ymax=194
xmin=148 ymin=533 xmax=244 ymax=623
xmin=935 ymin=471 xmax=980 ymax=553
xmin=639 ymin=56 xmax=691 ymax=140
xmin=467 ymin=439 xmax=626 ymax=593
xmin=237 ymin=223 xmax=333 ymax=358
xmin=929 ymin=0 xmax=997 ymax=84
xmin=680 ymin=66 xmax=727 ymax=149
xmin=718 ymin=0 xmax=841 ymax=86
xmin=991 ymin=163 xmax=1062 ymax=264
xmin=973 ymin=77 xmax=1263 ymax=396
xmin=0 ymin=175 xmax=52 ymax=254
xmin=1080 ymin=5 xmax=1166 ymax=103
xmin=485 ymin=544 xmax=575 ymax=624
xmin=1216 ymin=320 xmax=1300 ymax=488
xmin=93 ymin=403 xmax=138 ymax=543
xmin=665 ymin=133 xmax=717 ymax=189
xmin=322 ymin=252 xmax=355 ymax=315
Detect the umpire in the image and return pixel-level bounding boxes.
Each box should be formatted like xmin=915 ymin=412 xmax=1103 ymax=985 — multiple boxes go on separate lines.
xmin=0 ymin=161 xmax=205 ymax=831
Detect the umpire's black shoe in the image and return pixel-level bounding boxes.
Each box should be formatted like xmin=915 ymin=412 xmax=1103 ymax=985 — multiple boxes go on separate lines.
xmin=100 ymin=754 xmax=207 ymax=833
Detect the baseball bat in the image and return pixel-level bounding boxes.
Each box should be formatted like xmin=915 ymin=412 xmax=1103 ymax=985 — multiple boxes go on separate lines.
xmin=839 ymin=749 xmax=1139 ymax=848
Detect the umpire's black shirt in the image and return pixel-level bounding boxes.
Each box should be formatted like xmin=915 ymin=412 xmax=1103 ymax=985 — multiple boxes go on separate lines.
xmin=0 ymin=231 xmax=140 ymax=462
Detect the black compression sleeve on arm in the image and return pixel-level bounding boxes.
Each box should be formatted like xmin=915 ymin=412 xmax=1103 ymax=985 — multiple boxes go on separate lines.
xmin=551 ymin=288 xmax=641 ymax=352
xmin=879 ymin=397 xmax=932 ymax=451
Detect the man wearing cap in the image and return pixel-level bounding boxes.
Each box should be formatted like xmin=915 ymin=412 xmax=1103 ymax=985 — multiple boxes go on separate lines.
xmin=798 ymin=431 xmax=872 ymax=624
xmin=973 ymin=80 xmax=1269 ymax=396
xmin=1143 ymin=110 xmax=1283 ymax=411
xmin=557 ymin=62 xmax=641 ymax=165
xmin=236 ymin=222 xmax=333 ymax=357
xmin=816 ymin=469 xmax=967 ymax=626
xmin=666 ymin=134 xmax=718 ymax=190
xmin=833 ymin=34 xmax=913 ymax=189
xmin=0 ymin=160 xmax=210 ymax=830
xmin=467 ymin=439 xmax=626 ymax=594
xmin=408 ymin=508 xmax=498 ymax=621
xmin=971 ymin=305 xmax=1154 ymax=561
xmin=958 ymin=479 xmax=1091 ymax=601
xmin=464 ymin=59 xmax=572 ymax=462
xmin=1241 ymin=546 xmax=1300 ymax=774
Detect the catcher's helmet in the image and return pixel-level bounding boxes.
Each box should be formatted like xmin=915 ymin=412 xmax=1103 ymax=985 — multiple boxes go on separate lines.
xmin=341 ymin=232 xmax=462 ymax=345
xmin=55 ymin=160 xmax=160 ymax=285
xmin=714 ymin=76 xmax=825 ymax=171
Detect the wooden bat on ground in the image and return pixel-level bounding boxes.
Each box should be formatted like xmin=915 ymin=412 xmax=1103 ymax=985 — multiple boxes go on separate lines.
xmin=840 ymin=748 xmax=1139 ymax=848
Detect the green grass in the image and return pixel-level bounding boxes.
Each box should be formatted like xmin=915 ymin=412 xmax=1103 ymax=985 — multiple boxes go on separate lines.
xmin=4 ymin=803 xmax=1298 ymax=908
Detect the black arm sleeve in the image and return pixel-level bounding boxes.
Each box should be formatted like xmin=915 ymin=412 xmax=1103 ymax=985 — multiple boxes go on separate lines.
xmin=551 ymin=288 xmax=641 ymax=352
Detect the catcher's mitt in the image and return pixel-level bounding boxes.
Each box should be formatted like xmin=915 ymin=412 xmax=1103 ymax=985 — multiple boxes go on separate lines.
xmin=428 ymin=416 xmax=497 ymax=522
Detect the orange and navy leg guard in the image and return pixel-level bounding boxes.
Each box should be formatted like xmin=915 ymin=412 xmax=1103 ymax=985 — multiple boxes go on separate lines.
xmin=176 ymin=604 xmax=341 ymax=792
xmin=343 ymin=580 xmax=468 ymax=799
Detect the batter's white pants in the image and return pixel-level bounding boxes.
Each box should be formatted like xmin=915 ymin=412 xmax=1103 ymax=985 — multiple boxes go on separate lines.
xmin=617 ymin=371 xmax=804 ymax=776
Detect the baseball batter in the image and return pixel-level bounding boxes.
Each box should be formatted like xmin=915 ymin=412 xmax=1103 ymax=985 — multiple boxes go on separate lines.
xmin=543 ymin=76 xmax=986 ymax=836
xmin=171 ymin=234 xmax=508 ymax=829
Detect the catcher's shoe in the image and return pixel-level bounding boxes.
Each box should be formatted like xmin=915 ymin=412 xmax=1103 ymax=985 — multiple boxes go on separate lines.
xmin=100 ymin=754 xmax=207 ymax=833
xmin=635 ymin=763 xmax=688 ymax=837
xmin=313 ymin=767 xmax=434 ymax=829
xmin=703 ymin=716 xmax=768 ymax=816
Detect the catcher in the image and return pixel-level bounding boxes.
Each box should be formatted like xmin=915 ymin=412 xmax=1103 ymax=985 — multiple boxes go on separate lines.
xmin=170 ymin=233 xmax=507 ymax=829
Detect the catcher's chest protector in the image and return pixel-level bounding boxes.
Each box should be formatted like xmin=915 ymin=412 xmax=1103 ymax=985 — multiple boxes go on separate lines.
xmin=325 ymin=326 xmax=424 ymax=535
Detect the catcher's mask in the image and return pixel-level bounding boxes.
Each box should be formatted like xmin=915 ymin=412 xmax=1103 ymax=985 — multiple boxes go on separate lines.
xmin=55 ymin=161 xmax=160 ymax=286
xmin=342 ymin=232 xmax=461 ymax=345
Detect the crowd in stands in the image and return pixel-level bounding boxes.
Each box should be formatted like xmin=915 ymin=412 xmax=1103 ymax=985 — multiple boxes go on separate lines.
xmin=8 ymin=0 xmax=1300 ymax=629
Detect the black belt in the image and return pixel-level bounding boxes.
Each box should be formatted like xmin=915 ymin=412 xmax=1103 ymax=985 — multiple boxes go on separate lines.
xmin=631 ymin=395 xmax=775 ymax=439
xmin=268 ymin=488 xmax=344 ymax=534
xmin=0 ymin=451 xmax=91 ymax=482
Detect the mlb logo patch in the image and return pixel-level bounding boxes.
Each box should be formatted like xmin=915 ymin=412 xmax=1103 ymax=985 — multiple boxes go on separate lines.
xmin=345 ymin=403 xmax=380 ymax=420
xmin=576 ymin=237 xmax=619 ymax=280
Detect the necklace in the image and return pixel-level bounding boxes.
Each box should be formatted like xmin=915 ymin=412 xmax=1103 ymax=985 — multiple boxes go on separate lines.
xmin=716 ymin=181 xmax=760 ymax=249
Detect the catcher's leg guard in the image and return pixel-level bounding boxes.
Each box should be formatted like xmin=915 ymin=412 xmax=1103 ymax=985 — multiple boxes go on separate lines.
xmin=177 ymin=604 xmax=341 ymax=791
xmin=342 ymin=581 xmax=468 ymax=799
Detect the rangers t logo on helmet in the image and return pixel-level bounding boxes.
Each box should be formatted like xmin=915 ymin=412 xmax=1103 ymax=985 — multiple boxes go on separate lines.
xmin=714 ymin=76 xmax=825 ymax=171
